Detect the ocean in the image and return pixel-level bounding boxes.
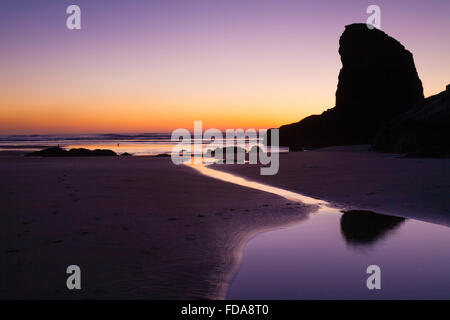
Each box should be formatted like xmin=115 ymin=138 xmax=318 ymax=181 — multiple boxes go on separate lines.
xmin=0 ymin=133 xmax=275 ymax=156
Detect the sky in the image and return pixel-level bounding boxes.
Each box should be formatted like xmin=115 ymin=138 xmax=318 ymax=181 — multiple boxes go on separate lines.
xmin=0 ymin=0 xmax=449 ymax=134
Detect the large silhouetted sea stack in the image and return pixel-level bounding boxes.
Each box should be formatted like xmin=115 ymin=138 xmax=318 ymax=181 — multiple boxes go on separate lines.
xmin=271 ymin=23 xmax=424 ymax=149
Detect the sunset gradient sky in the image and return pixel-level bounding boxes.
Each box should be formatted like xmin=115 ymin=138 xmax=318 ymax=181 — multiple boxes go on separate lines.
xmin=1 ymin=0 xmax=449 ymax=134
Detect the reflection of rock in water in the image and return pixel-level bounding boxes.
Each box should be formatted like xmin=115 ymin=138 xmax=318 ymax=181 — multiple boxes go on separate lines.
xmin=340 ymin=210 xmax=405 ymax=247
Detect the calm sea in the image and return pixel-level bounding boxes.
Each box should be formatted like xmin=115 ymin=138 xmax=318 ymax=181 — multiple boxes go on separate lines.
xmin=0 ymin=133 xmax=273 ymax=156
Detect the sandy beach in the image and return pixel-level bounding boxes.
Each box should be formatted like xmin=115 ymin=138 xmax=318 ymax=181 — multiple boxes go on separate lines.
xmin=1 ymin=147 xmax=450 ymax=299
xmin=212 ymin=146 xmax=450 ymax=226
xmin=0 ymin=154 xmax=313 ymax=299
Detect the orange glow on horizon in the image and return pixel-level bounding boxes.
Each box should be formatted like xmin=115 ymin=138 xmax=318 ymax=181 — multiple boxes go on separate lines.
xmin=1 ymin=81 xmax=447 ymax=135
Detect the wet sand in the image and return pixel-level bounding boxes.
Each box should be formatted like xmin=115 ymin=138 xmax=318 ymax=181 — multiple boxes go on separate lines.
xmin=2 ymin=147 xmax=449 ymax=299
xmin=212 ymin=146 xmax=450 ymax=226
xmin=0 ymin=155 xmax=314 ymax=299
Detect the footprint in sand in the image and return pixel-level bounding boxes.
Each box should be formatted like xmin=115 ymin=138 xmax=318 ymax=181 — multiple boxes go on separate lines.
xmin=5 ymin=249 xmax=21 ymax=253
xmin=131 ymin=271 xmax=145 ymax=278
xmin=185 ymin=234 xmax=197 ymax=240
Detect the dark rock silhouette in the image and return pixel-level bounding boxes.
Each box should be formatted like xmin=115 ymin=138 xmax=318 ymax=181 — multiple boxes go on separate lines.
xmin=249 ymin=145 xmax=263 ymax=154
xmin=213 ymin=146 xmax=246 ymax=154
xmin=26 ymin=147 xmax=117 ymax=157
xmin=154 ymin=153 xmax=171 ymax=157
xmin=206 ymin=146 xmax=266 ymax=162
xmin=340 ymin=210 xmax=405 ymax=247
xmin=269 ymin=23 xmax=424 ymax=149
xmin=26 ymin=147 xmax=67 ymax=157
xmin=213 ymin=146 xmax=247 ymax=162
xmin=374 ymin=85 xmax=450 ymax=157
xmin=68 ymin=148 xmax=117 ymax=156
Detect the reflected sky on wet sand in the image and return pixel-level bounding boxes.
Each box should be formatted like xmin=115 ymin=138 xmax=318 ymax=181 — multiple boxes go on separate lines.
xmin=227 ymin=209 xmax=450 ymax=299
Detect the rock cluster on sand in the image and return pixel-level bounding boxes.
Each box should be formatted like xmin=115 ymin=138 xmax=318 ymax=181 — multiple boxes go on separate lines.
xmin=208 ymin=146 xmax=270 ymax=161
xmin=154 ymin=153 xmax=171 ymax=157
xmin=373 ymin=84 xmax=450 ymax=157
xmin=26 ymin=147 xmax=117 ymax=157
xmin=270 ymin=23 xmax=425 ymax=150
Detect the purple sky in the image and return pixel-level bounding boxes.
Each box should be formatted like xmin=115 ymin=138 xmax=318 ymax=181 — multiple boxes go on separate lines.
xmin=1 ymin=0 xmax=449 ymax=133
